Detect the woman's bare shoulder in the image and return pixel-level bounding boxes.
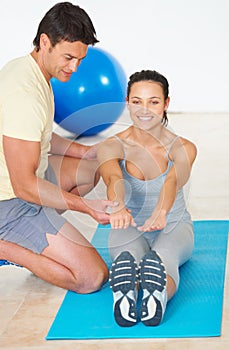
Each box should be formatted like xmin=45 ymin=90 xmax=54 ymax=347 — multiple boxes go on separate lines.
xmin=171 ymin=136 xmax=197 ymax=164
xmin=97 ymin=135 xmax=125 ymax=162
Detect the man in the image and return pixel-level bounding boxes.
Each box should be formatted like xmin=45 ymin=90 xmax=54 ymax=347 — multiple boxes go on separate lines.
xmin=0 ymin=2 xmax=116 ymax=293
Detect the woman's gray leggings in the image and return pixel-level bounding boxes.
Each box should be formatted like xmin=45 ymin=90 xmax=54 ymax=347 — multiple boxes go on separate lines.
xmin=108 ymin=221 xmax=194 ymax=289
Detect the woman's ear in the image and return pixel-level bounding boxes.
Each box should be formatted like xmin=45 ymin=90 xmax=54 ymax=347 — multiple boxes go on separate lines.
xmin=164 ymin=96 xmax=170 ymax=111
xmin=126 ymin=97 xmax=130 ymax=111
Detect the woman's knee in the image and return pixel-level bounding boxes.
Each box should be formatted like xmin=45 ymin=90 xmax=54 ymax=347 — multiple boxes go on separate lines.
xmin=109 ymin=227 xmax=150 ymax=263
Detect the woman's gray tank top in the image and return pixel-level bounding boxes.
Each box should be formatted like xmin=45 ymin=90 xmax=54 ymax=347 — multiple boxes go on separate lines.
xmin=114 ymin=135 xmax=192 ymax=227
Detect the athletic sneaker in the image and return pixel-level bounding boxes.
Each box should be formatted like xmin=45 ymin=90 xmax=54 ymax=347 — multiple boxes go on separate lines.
xmin=109 ymin=251 xmax=138 ymax=327
xmin=0 ymin=260 xmax=8 ymax=266
xmin=0 ymin=260 xmax=22 ymax=267
xmin=139 ymin=250 xmax=167 ymax=326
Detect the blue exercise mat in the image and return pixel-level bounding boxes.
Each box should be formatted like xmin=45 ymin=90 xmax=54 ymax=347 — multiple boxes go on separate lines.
xmin=46 ymin=220 xmax=229 ymax=340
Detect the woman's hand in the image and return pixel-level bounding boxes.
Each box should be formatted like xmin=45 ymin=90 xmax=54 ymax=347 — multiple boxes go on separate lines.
xmin=138 ymin=209 xmax=167 ymax=232
xmin=110 ymin=207 xmax=137 ymax=229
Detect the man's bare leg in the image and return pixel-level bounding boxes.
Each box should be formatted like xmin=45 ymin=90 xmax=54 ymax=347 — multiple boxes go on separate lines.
xmin=0 ymin=222 xmax=108 ymax=294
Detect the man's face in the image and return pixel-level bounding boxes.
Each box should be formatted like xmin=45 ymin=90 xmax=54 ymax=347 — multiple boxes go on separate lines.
xmin=39 ymin=34 xmax=88 ymax=82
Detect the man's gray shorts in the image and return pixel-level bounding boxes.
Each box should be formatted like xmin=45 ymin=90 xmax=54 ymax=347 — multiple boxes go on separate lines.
xmin=0 ymin=164 xmax=67 ymax=254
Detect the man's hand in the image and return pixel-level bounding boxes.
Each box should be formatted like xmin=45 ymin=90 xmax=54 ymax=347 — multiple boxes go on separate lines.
xmin=83 ymin=199 xmax=119 ymax=225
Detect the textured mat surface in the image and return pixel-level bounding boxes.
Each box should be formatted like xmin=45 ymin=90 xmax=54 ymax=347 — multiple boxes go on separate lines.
xmin=46 ymin=220 xmax=229 ymax=339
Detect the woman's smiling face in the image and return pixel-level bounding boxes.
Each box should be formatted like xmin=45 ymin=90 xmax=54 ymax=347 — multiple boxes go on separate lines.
xmin=127 ymin=80 xmax=170 ymax=130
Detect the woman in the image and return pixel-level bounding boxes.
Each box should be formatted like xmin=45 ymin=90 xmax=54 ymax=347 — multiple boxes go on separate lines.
xmin=97 ymin=70 xmax=197 ymax=327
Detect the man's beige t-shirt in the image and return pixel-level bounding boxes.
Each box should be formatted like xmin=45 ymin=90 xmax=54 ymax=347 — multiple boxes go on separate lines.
xmin=0 ymin=54 xmax=54 ymax=200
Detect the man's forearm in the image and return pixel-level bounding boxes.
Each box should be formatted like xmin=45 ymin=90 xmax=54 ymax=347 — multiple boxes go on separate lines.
xmin=50 ymin=132 xmax=90 ymax=158
xmin=15 ymin=175 xmax=91 ymax=214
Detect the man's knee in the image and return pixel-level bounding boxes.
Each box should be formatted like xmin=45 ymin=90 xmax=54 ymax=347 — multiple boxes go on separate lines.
xmin=72 ymin=262 xmax=109 ymax=294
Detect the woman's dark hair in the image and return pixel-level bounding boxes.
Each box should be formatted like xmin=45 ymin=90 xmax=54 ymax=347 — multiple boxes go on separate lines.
xmin=33 ymin=2 xmax=99 ymax=51
xmin=127 ymin=70 xmax=169 ymax=126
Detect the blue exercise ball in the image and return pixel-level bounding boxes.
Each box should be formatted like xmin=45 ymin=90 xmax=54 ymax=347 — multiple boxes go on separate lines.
xmin=51 ymin=47 xmax=127 ymax=136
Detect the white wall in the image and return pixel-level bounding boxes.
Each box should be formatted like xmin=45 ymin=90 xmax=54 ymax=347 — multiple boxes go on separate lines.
xmin=0 ymin=0 xmax=228 ymax=112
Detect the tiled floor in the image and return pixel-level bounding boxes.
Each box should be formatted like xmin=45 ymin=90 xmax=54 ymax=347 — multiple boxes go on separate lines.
xmin=0 ymin=112 xmax=228 ymax=349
